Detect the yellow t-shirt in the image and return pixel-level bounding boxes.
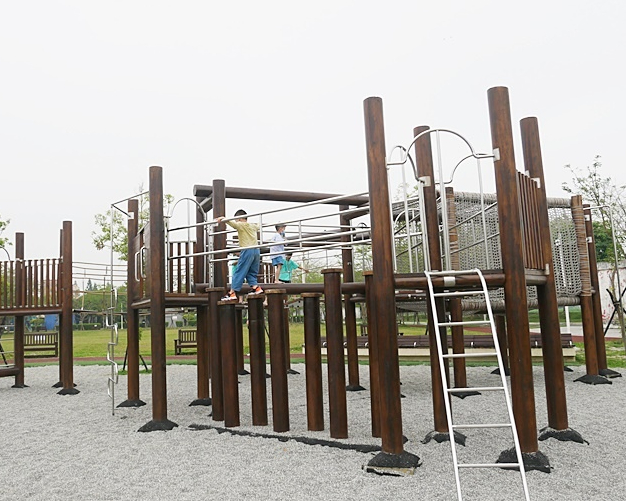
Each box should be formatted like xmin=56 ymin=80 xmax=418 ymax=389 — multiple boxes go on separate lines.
xmin=226 ymin=220 xmax=259 ymax=248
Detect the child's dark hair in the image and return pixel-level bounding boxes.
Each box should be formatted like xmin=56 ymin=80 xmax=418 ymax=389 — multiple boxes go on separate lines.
xmin=234 ymin=209 xmax=247 ymax=218
xmin=275 ymin=224 xmax=286 ymax=231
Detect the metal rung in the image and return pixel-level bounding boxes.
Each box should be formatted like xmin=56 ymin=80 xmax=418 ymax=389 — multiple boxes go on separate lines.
xmin=458 ymin=463 xmax=521 ymax=469
xmin=438 ymin=320 xmax=491 ymax=327
xmin=433 ymin=290 xmax=484 ymax=298
xmin=443 ymin=352 xmax=496 ymax=359
xmin=452 ymin=423 xmax=512 ymax=430
xmin=448 ymin=386 xmax=504 ymax=393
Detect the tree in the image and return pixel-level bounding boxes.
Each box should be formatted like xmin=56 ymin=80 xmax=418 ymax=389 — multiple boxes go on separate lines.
xmin=0 ymin=214 xmax=10 ymax=253
xmin=92 ymin=188 xmax=173 ymax=261
xmin=562 ymin=156 xmax=625 ymax=261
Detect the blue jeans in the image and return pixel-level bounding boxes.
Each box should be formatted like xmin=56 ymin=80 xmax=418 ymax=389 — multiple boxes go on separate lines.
xmin=231 ymin=248 xmax=260 ymax=291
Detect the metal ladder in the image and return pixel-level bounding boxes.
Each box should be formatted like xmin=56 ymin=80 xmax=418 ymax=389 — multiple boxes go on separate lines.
xmin=424 ymin=268 xmax=530 ymax=501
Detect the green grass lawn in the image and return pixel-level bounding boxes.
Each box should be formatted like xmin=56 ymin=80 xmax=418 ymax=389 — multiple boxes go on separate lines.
xmin=10 ymin=312 xmax=625 ymax=369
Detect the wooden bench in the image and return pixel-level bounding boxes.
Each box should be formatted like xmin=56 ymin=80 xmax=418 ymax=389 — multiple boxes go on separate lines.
xmin=322 ymin=332 xmax=574 ymax=349
xmin=24 ymin=332 xmax=58 ymax=357
xmin=174 ymin=329 xmax=197 ymax=355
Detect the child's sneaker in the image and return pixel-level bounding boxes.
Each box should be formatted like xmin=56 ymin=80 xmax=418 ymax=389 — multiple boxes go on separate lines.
xmin=249 ymin=285 xmax=264 ymax=295
xmin=221 ymin=291 xmax=237 ymax=301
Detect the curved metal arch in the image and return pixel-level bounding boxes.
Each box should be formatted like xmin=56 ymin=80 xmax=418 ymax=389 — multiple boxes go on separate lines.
xmin=386 ymin=128 xmax=494 ymax=182
xmin=167 ymin=196 xmax=207 ymax=220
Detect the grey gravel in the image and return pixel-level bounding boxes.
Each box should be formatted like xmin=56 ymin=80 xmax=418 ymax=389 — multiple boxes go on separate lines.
xmin=1 ymin=363 xmax=624 ymax=501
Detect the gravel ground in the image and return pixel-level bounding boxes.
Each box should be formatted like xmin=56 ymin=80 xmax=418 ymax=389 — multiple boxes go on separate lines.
xmin=1 ymin=362 xmax=624 ymax=501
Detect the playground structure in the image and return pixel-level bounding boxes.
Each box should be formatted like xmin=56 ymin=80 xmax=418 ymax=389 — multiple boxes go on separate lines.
xmin=0 ymin=222 xmax=77 ymax=394
xmin=107 ymin=86 xmax=621 ymax=494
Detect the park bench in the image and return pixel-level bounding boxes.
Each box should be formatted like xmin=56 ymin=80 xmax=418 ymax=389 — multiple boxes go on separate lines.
xmin=24 ymin=332 xmax=58 ymax=357
xmin=174 ymin=329 xmax=197 ymax=355
xmin=322 ymin=331 xmax=574 ymax=349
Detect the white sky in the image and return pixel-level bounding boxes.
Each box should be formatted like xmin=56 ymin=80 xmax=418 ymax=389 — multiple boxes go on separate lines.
xmin=1 ymin=1 xmax=624 ymax=265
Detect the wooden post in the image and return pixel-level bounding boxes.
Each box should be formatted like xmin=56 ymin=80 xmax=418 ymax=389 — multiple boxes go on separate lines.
xmin=58 ymin=221 xmax=78 ymax=395
xmin=139 ymin=166 xmax=177 ymax=431
xmin=364 ymin=272 xmax=381 ymax=438
xmin=584 ymin=205 xmax=613 ymax=375
xmin=487 ymin=87 xmax=539 ymax=456
xmin=119 ymin=199 xmax=145 ymax=407
xmin=219 ymin=301 xmax=240 ymax=427
xmin=495 ymin=315 xmax=510 ymax=375
xmin=12 ymin=233 xmax=25 ymax=388
xmin=414 ymin=124 xmax=450 ymax=433
xmin=323 ymin=268 xmax=348 ymax=439
xmin=341 ymin=205 xmax=363 ymax=391
xmin=363 ymin=97 xmax=418 ymax=471
xmin=571 ymin=195 xmax=608 ymax=385
xmin=267 ymin=289 xmax=289 ymax=432
xmin=303 ymin=292 xmax=324 ymax=431
xmin=248 ymin=295 xmax=268 ymax=426
xmin=212 ymin=179 xmax=228 ymax=289
xmin=520 ymin=116 xmax=572 ymax=427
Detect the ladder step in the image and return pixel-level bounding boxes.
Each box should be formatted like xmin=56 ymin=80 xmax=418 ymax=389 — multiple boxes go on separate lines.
xmin=443 ymin=352 xmax=496 ymax=359
xmin=448 ymin=386 xmax=505 ymax=393
xmin=458 ymin=463 xmax=521 ymax=469
xmin=437 ymin=320 xmax=491 ymax=327
xmin=433 ymin=290 xmax=484 ymax=298
xmin=452 ymin=423 xmax=512 ymax=430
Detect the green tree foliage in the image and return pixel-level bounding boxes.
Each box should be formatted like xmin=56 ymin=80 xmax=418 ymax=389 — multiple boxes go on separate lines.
xmin=562 ymin=156 xmax=625 ymax=261
xmin=92 ymin=190 xmax=173 ymax=262
xmin=0 ymin=214 xmax=10 ymax=253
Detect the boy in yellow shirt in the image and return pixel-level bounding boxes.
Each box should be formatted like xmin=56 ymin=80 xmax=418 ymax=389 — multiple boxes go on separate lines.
xmin=216 ymin=209 xmax=263 ymax=301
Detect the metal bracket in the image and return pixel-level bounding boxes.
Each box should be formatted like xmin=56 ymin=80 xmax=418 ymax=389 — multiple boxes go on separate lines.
xmin=418 ymin=176 xmax=431 ymax=187
xmin=493 ymin=148 xmax=500 ymax=161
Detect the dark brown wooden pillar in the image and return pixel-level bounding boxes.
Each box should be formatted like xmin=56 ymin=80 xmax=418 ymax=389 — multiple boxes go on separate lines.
xmin=584 ymin=206 xmax=610 ymax=373
xmin=220 ymin=301 xmax=240 ymax=427
xmin=212 ymin=179 xmax=228 ymax=289
xmin=520 ymin=116 xmax=570 ymax=427
xmin=58 ymin=221 xmax=78 ymax=395
xmin=303 ymin=292 xmax=324 ymax=431
xmin=139 ymin=166 xmax=177 ymax=431
xmin=248 ymin=295 xmax=268 ymax=426
xmin=571 ymin=195 xmax=608 ymax=385
xmin=267 ymin=289 xmax=289 ymax=432
xmin=495 ymin=315 xmax=510 ymax=375
xmin=341 ymin=206 xmax=363 ymax=391
xmin=323 ymin=268 xmax=348 ymax=439
xmin=12 ymin=233 xmax=25 ymax=388
xmin=364 ymin=272 xmax=381 ymax=438
xmin=363 ymin=97 xmax=418 ymax=471
xmin=488 ymin=87 xmax=538 ymax=454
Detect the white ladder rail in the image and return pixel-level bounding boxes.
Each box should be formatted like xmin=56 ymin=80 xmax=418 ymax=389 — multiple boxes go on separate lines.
xmin=424 ymin=268 xmax=530 ymax=501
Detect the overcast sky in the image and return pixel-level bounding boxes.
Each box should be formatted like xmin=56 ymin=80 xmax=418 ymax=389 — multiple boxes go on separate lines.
xmin=1 ymin=1 xmax=624 ymax=266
